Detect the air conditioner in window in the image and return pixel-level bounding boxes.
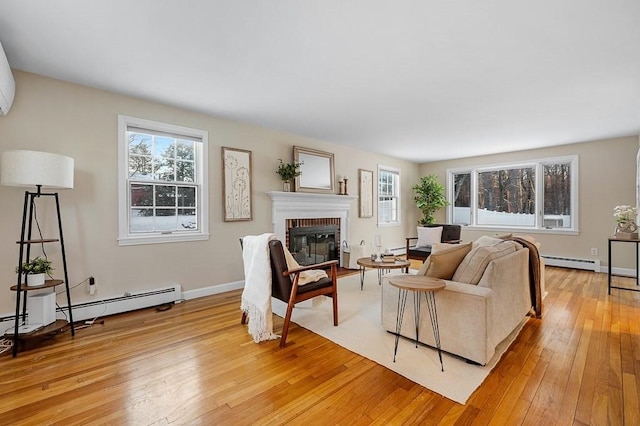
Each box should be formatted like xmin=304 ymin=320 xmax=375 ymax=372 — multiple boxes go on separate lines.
xmin=0 ymin=41 xmax=15 ymax=115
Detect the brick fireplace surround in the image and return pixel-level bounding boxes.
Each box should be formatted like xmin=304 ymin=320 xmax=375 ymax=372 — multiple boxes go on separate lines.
xmin=267 ymin=191 xmax=357 ymax=267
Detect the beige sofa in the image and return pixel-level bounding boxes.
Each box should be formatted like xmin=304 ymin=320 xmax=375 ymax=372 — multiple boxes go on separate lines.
xmin=381 ymin=237 xmax=543 ymax=365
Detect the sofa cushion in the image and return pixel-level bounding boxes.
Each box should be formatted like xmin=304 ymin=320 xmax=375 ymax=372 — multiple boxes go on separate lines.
xmin=416 ymin=242 xmax=457 ymax=275
xmin=416 ymin=241 xmax=468 ymax=275
xmin=417 ymin=257 xmax=431 ymax=275
xmin=423 ymin=242 xmax=473 ymax=279
xmin=416 ymin=226 xmax=442 ymax=248
xmin=452 ymin=241 xmax=519 ymax=284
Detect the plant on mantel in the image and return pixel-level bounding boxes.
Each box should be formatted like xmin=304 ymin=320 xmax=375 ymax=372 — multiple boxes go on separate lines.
xmin=276 ymin=159 xmax=303 ymax=181
xmin=276 ymin=159 xmax=303 ymax=191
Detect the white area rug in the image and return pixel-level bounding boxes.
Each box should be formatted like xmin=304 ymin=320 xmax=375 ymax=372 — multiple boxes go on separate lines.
xmin=271 ymin=270 xmax=526 ymax=405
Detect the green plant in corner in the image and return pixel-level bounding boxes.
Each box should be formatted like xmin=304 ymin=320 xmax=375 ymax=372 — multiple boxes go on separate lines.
xmin=276 ymin=159 xmax=303 ymax=181
xmin=16 ymin=256 xmax=54 ymax=276
xmin=413 ymin=174 xmax=449 ymax=225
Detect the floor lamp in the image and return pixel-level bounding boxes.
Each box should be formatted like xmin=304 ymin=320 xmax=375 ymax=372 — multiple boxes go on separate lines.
xmin=0 ymin=150 xmax=75 ymax=357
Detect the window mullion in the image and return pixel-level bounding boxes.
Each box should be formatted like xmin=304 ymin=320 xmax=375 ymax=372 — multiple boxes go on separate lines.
xmin=536 ymin=163 xmax=543 ymax=228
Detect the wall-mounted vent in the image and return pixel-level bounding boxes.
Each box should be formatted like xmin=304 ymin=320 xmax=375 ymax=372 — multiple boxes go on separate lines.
xmin=541 ymin=255 xmax=600 ymax=272
xmin=388 ymin=247 xmax=407 ymax=256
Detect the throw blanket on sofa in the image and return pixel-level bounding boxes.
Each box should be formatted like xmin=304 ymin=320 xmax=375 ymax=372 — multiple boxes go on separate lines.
xmin=508 ymin=236 xmax=542 ymax=318
xmin=241 ymin=233 xmax=280 ymax=343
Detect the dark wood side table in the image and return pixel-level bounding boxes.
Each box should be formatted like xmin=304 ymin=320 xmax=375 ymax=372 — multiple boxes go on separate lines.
xmin=388 ymin=275 xmax=446 ymax=371
xmin=608 ymin=236 xmax=640 ymax=294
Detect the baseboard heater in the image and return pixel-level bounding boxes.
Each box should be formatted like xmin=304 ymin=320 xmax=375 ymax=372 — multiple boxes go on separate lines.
xmin=541 ymin=255 xmax=600 ymax=272
xmin=388 ymin=247 xmax=406 ymax=256
xmin=59 ymin=284 xmax=182 ymax=322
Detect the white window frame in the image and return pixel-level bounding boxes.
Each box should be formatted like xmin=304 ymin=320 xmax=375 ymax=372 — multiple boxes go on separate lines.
xmin=446 ymin=155 xmax=579 ymax=235
xmin=118 ymin=115 xmax=210 ymax=245
xmin=377 ymin=165 xmax=402 ymax=227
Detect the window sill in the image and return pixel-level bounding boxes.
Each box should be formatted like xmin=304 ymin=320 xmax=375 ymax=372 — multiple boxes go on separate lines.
xmin=458 ymin=225 xmax=579 ymax=236
xmin=377 ymin=222 xmax=402 ymax=228
xmin=118 ymin=232 xmax=210 ymax=246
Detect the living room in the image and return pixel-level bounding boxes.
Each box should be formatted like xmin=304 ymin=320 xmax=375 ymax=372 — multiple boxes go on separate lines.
xmin=1 ymin=2 xmax=639 ymax=424
xmin=3 ymin=67 xmax=638 ymax=323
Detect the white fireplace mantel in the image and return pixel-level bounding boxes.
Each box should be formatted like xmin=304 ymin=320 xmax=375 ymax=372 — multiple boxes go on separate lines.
xmin=267 ymin=191 xmax=358 ymax=261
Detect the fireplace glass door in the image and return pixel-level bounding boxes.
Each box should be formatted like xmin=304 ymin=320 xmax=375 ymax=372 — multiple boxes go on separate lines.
xmin=289 ymin=225 xmax=338 ymax=266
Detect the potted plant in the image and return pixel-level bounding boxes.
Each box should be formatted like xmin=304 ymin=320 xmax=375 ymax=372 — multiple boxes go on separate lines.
xmin=276 ymin=159 xmax=303 ymax=192
xmin=413 ymin=174 xmax=449 ymax=225
xmin=16 ymin=256 xmax=53 ymax=287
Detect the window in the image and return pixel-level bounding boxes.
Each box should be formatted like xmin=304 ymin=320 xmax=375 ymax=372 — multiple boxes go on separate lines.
xmin=448 ymin=155 xmax=578 ymax=233
xmin=378 ymin=165 xmax=401 ymax=226
xmin=452 ymin=172 xmax=471 ymax=225
xmin=118 ymin=115 xmax=209 ymax=245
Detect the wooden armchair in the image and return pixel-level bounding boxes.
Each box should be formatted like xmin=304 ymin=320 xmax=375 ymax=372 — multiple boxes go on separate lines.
xmin=241 ymin=239 xmax=338 ymax=348
xmin=405 ymin=224 xmax=462 ymax=263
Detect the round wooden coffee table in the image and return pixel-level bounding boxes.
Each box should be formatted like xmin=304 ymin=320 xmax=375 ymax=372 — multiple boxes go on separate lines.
xmin=356 ymin=257 xmax=411 ymax=290
xmin=388 ymin=275 xmax=446 ymax=371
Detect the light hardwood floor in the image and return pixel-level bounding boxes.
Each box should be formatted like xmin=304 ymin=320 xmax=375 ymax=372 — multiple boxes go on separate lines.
xmin=1 ymin=266 xmax=639 ymax=425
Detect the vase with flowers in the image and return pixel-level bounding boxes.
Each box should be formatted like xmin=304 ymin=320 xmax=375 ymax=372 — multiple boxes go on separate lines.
xmin=276 ymin=159 xmax=303 ymax=192
xmin=614 ymin=205 xmax=638 ymax=239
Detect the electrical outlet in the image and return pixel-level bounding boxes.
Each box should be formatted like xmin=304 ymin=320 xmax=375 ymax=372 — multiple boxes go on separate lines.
xmin=89 ymin=276 xmax=96 ymax=295
xmin=591 ymin=248 xmax=598 ymax=256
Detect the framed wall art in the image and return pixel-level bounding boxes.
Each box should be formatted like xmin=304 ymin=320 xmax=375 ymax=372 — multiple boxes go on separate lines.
xmin=222 ymin=147 xmax=252 ymax=221
xmin=359 ymin=169 xmax=374 ymax=218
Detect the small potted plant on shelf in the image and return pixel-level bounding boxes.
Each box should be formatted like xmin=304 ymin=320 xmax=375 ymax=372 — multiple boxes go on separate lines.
xmin=16 ymin=256 xmax=53 ymax=287
xmin=276 ymin=159 xmax=303 ymax=192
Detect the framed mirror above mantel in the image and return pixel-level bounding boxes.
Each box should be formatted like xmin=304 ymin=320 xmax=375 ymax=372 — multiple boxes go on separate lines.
xmin=293 ymin=146 xmax=335 ymax=194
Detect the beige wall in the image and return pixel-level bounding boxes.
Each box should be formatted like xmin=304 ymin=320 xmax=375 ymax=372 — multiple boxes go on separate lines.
xmin=419 ymin=136 xmax=640 ymax=270
xmin=0 ymin=71 xmax=420 ymax=315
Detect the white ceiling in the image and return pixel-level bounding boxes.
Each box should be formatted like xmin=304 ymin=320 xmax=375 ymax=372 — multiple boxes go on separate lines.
xmin=0 ymin=1 xmax=638 ymax=163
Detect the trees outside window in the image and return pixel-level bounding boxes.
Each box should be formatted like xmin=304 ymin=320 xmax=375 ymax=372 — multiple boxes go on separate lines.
xmin=477 ymin=166 xmax=536 ymax=226
xmin=543 ymin=162 xmax=572 ymax=227
xmin=452 ymin=172 xmax=471 ymax=225
xmin=448 ymin=156 xmax=577 ymax=231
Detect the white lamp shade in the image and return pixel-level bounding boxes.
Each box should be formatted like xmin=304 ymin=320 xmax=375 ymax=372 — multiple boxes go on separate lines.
xmin=0 ymin=150 xmax=74 ymax=189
